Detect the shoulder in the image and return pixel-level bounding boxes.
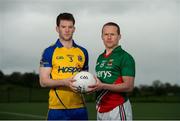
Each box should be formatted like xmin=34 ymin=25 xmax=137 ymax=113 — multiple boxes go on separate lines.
xmin=98 ymin=52 xmax=104 ymax=58
xmin=96 ymin=53 xmax=104 ymax=62
xmin=123 ymin=50 xmax=134 ymax=60
xmin=44 ymin=43 xmax=57 ymax=52
xmin=120 ymin=49 xmax=135 ymax=64
xmin=75 ymin=44 xmax=88 ymax=55
xmin=41 ymin=43 xmax=57 ymax=57
xmin=117 ymin=47 xmax=134 ymax=59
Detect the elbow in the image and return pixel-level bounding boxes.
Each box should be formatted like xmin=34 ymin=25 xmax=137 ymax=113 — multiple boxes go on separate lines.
xmin=126 ymin=81 xmax=134 ymax=92
xmin=40 ymin=83 xmax=46 ymax=88
xmin=39 ymin=78 xmax=48 ymax=88
xmin=127 ymin=86 xmax=134 ymax=92
xmin=125 ymin=84 xmax=134 ymax=92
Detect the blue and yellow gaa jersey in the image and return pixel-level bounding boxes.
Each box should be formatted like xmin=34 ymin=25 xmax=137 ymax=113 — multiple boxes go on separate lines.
xmin=40 ymin=39 xmax=89 ymax=109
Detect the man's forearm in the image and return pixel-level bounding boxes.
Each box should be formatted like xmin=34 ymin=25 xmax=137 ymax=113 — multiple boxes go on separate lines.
xmin=40 ymin=77 xmax=67 ymax=88
xmin=102 ymin=82 xmax=133 ymax=93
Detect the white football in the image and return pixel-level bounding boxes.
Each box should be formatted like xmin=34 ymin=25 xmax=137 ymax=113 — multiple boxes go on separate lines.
xmin=73 ymin=71 xmax=96 ymax=93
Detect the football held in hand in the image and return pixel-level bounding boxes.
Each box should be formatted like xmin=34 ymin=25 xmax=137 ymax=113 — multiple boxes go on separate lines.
xmin=73 ymin=71 xmax=96 ymax=93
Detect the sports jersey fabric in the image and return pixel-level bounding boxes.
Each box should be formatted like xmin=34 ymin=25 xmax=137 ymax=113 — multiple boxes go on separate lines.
xmin=95 ymin=46 xmax=135 ymax=113
xmin=40 ymin=39 xmax=88 ymax=109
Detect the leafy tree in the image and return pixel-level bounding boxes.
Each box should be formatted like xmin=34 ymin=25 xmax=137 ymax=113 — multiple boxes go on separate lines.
xmin=21 ymin=72 xmax=39 ymax=88
xmin=0 ymin=70 xmax=4 ymax=78
xmin=0 ymin=70 xmax=5 ymax=84
xmin=8 ymin=72 xmax=22 ymax=85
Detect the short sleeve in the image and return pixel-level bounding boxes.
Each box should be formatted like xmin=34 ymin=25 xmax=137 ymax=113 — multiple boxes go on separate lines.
xmin=82 ymin=48 xmax=89 ymax=71
xmin=121 ymin=54 xmax=135 ymax=77
xmin=40 ymin=48 xmax=53 ymax=67
xmin=76 ymin=45 xmax=89 ymax=71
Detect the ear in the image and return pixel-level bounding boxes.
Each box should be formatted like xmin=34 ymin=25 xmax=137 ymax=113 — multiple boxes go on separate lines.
xmin=56 ymin=26 xmax=59 ymax=33
xmin=118 ymin=34 xmax=121 ymax=40
xmin=101 ymin=33 xmax=103 ymax=40
xmin=73 ymin=26 xmax=75 ymax=33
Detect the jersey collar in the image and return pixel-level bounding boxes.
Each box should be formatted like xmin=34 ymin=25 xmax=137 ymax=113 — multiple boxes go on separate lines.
xmin=55 ymin=39 xmax=78 ymax=48
xmin=113 ymin=45 xmax=122 ymax=52
xmin=103 ymin=45 xmax=122 ymax=58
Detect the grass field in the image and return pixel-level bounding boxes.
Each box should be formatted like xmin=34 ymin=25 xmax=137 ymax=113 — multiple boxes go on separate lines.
xmin=0 ymin=102 xmax=180 ymax=120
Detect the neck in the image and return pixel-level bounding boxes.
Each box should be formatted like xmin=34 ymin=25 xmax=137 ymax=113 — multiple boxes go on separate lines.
xmin=105 ymin=49 xmax=113 ymax=56
xmin=105 ymin=45 xmax=118 ymax=55
xmin=59 ymin=38 xmax=73 ymax=48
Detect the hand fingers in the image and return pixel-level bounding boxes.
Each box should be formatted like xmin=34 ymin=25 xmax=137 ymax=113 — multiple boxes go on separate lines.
xmin=86 ymin=88 xmax=97 ymax=94
xmin=71 ymin=86 xmax=78 ymax=92
xmin=93 ymin=76 xmax=100 ymax=83
xmin=71 ymin=79 xmax=76 ymax=82
xmin=72 ymin=85 xmax=77 ymax=88
xmin=88 ymin=85 xmax=97 ymax=88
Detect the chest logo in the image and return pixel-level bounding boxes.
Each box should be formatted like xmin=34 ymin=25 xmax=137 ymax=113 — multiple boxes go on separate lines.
xmin=78 ymin=55 xmax=83 ymax=62
xmin=107 ymin=59 xmax=113 ymax=66
xmin=99 ymin=60 xmax=108 ymax=68
xmin=58 ymin=66 xmax=81 ymax=74
xmin=67 ymin=54 xmax=74 ymax=62
xmin=97 ymin=71 xmax=112 ymax=79
xmin=56 ymin=56 xmax=64 ymax=60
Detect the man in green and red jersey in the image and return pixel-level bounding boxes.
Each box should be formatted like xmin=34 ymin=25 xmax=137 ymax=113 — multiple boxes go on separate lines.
xmin=91 ymin=22 xmax=135 ymax=120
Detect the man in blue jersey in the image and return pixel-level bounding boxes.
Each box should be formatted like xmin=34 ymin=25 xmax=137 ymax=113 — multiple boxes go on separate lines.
xmin=39 ymin=13 xmax=89 ymax=120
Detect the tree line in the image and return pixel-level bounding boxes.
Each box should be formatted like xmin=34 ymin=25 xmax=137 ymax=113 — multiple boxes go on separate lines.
xmin=0 ymin=70 xmax=180 ymax=97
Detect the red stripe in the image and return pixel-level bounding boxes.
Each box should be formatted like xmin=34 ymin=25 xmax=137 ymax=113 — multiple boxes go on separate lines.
xmin=103 ymin=52 xmax=112 ymax=58
xmin=121 ymin=106 xmax=125 ymax=121
xmin=114 ymin=76 xmax=123 ymax=84
xmin=97 ymin=76 xmax=125 ymax=113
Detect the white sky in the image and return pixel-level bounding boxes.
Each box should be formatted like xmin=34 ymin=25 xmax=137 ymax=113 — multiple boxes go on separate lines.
xmin=0 ymin=0 xmax=179 ymax=86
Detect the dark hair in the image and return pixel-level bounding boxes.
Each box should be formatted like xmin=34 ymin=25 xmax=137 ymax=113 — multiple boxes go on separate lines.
xmin=102 ymin=22 xmax=120 ymax=35
xmin=56 ymin=13 xmax=75 ymax=26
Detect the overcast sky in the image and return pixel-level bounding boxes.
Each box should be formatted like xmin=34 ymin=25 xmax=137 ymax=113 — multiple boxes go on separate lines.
xmin=0 ymin=0 xmax=179 ymax=86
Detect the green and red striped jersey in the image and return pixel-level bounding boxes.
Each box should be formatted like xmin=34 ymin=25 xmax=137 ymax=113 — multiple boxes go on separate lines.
xmin=95 ymin=46 xmax=135 ymax=113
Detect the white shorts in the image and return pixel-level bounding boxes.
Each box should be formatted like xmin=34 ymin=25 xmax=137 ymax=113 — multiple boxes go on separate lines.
xmin=97 ymin=100 xmax=132 ymax=121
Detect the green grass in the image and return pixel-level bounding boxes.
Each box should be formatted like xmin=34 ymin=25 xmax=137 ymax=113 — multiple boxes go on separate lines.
xmin=132 ymin=102 xmax=180 ymax=120
xmin=0 ymin=102 xmax=48 ymax=119
xmin=0 ymin=102 xmax=180 ymax=120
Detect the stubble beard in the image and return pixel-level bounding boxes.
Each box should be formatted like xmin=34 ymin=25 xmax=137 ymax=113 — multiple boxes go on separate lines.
xmin=60 ymin=35 xmax=73 ymax=41
xmin=105 ymin=43 xmax=118 ymax=50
